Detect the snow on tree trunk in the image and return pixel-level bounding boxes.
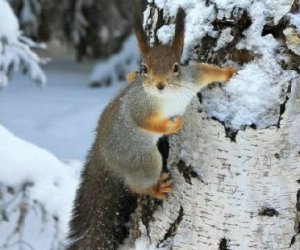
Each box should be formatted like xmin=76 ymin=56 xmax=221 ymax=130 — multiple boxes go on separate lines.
xmin=126 ymin=1 xmax=300 ymax=249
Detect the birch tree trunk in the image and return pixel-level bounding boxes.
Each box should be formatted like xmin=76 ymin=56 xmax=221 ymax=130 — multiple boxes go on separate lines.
xmin=127 ymin=1 xmax=300 ymax=249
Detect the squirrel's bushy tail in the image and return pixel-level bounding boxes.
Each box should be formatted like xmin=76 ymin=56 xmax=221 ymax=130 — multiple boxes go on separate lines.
xmin=66 ymin=152 xmax=136 ymax=250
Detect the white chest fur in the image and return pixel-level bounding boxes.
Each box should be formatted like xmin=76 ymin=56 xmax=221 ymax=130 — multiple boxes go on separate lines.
xmin=160 ymin=90 xmax=194 ymax=118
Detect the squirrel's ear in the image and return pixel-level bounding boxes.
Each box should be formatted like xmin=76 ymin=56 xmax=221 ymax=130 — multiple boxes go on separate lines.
xmin=172 ymin=8 xmax=185 ymax=60
xmin=133 ymin=3 xmax=149 ymax=56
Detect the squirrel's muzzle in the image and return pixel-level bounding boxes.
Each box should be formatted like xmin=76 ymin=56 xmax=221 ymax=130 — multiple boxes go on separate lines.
xmin=156 ymin=82 xmax=166 ymax=90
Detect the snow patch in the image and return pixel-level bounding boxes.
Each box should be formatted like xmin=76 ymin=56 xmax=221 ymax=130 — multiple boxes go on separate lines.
xmin=290 ymin=13 xmax=300 ymax=34
xmin=157 ymin=24 xmax=175 ymax=44
xmin=214 ymin=0 xmax=250 ymax=10
xmin=119 ymin=237 xmax=164 ymax=250
xmin=0 ymin=125 xmax=80 ymax=249
xmin=214 ymin=27 xmax=234 ymax=51
xmin=153 ymin=0 xmax=216 ymax=60
xmin=202 ymin=62 xmax=296 ymax=129
xmin=0 ymin=0 xmax=46 ymax=87
xmin=0 ymin=0 xmax=19 ymax=42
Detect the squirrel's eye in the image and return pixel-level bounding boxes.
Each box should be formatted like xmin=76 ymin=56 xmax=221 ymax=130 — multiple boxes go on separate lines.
xmin=140 ymin=65 xmax=148 ymax=75
xmin=173 ymin=63 xmax=179 ymax=74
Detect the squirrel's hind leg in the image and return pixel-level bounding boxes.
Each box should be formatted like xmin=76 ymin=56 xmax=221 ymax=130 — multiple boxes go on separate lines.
xmin=149 ymin=172 xmax=172 ymax=200
xmin=124 ymin=149 xmax=172 ymax=200
xmin=130 ymin=172 xmax=172 ymax=200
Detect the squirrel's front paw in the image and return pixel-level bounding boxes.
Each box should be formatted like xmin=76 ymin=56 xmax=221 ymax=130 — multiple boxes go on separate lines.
xmin=225 ymin=67 xmax=237 ymax=80
xmin=166 ymin=116 xmax=184 ymax=134
xmin=126 ymin=71 xmax=138 ymax=83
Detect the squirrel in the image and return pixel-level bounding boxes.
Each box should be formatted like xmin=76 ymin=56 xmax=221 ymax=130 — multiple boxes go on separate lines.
xmin=66 ymin=7 xmax=236 ymax=250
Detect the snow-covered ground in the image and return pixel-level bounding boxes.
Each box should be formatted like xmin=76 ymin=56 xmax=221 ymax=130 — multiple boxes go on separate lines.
xmin=0 ymin=60 xmax=124 ymax=249
xmin=0 ymin=60 xmax=121 ymax=160
xmin=0 ymin=124 xmax=79 ymax=250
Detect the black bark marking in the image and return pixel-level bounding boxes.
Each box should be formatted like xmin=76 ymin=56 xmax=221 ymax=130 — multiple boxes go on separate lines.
xmin=224 ymin=127 xmax=238 ymax=142
xmin=285 ymin=45 xmax=300 ymax=73
xmin=177 ymin=160 xmax=202 ymax=185
xmin=194 ymin=35 xmax=218 ymax=63
xmin=277 ymin=82 xmax=291 ymax=128
xmin=140 ymin=197 xmax=162 ymax=238
xmin=211 ymin=116 xmax=238 ymax=142
xmin=197 ymin=93 xmax=204 ymax=113
xmin=262 ymin=1 xmax=298 ymax=40
xmin=274 ymin=153 xmax=280 ymax=159
xmin=262 ymin=15 xmax=290 ymax=39
xmin=152 ymin=8 xmax=165 ymax=45
xmin=204 ymin=9 xmax=253 ymax=65
xmin=297 ymin=179 xmax=300 ymax=184
xmin=296 ymin=220 xmax=300 ymax=234
xmin=219 ymin=237 xmax=229 ymax=250
xmin=291 ymin=0 xmax=300 ymax=13
xmin=258 ymin=207 xmax=279 ymax=217
xmin=197 ymin=92 xmax=203 ymax=104
xmin=157 ymin=136 xmax=170 ymax=172
xmin=290 ymin=235 xmax=296 ymax=247
xmin=212 ymin=9 xmax=252 ymax=31
xmin=157 ymin=206 xmax=184 ymax=248
xmin=277 ymin=103 xmax=287 ymax=128
xmin=296 ymin=189 xmax=300 ymax=212
xmin=291 ymin=190 xmax=300 ymax=247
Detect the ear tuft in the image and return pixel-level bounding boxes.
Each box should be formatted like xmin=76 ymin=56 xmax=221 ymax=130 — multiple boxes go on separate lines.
xmin=172 ymin=8 xmax=186 ymax=60
xmin=133 ymin=2 xmax=149 ymax=56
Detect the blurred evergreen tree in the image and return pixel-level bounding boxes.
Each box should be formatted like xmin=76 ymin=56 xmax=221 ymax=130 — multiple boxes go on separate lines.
xmin=8 ymin=0 xmax=144 ymax=60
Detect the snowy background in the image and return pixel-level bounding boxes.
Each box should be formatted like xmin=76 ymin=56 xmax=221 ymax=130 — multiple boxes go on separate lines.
xmin=0 ymin=0 xmax=139 ymax=249
xmin=1 ymin=0 xmax=299 ymax=249
xmin=0 ymin=60 xmax=125 ymax=250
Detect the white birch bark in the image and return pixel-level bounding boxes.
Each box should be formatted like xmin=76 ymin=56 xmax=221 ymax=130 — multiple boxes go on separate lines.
xmin=128 ymin=1 xmax=300 ymax=249
xmin=134 ymin=81 xmax=300 ymax=249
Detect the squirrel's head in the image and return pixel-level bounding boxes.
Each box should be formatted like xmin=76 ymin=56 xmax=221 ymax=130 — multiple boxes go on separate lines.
xmin=134 ymin=8 xmax=185 ymax=95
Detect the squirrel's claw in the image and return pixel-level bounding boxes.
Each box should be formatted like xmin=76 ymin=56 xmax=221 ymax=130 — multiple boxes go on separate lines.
xmin=159 ymin=172 xmax=171 ymax=182
xmin=227 ymin=67 xmax=238 ymax=79
xmin=150 ymin=172 xmax=172 ymax=200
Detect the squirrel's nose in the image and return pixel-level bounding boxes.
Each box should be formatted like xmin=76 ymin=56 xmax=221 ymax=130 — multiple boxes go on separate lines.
xmin=157 ymin=82 xmax=165 ymax=90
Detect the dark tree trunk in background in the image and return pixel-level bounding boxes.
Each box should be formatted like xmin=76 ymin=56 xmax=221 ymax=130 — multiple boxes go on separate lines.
xmin=66 ymin=0 xmax=133 ymax=60
xmin=8 ymin=0 xmax=64 ymax=41
xmin=8 ymin=0 xmax=146 ymax=60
